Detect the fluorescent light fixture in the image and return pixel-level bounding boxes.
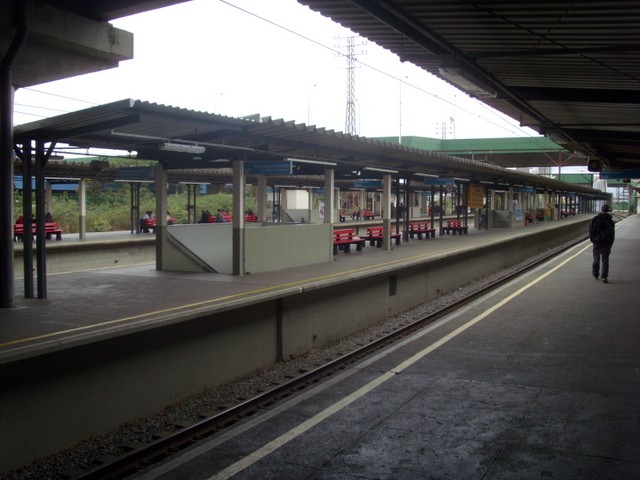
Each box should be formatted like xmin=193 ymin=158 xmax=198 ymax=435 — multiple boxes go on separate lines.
xmin=160 ymin=142 xmax=206 ymax=154
xmin=574 ymin=149 xmax=588 ymax=158
xmin=438 ymin=63 xmax=497 ymax=99
xmin=414 ymin=173 xmax=439 ymax=178
xmin=454 ymin=177 xmax=470 ymax=182
xmin=547 ymin=131 xmax=568 ymax=144
xmin=286 ymin=157 xmax=337 ymax=166
xmin=363 ymin=166 xmax=398 ymax=174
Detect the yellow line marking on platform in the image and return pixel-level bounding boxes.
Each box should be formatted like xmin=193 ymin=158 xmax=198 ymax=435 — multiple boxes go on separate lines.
xmin=3 ymin=243 xmax=484 ymax=349
xmin=208 ymin=245 xmax=589 ymax=480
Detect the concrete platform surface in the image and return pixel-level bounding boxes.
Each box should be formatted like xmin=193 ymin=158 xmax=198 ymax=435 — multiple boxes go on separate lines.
xmin=1 ymin=218 xmax=582 ymax=359
xmin=132 ymin=214 xmax=640 ymax=480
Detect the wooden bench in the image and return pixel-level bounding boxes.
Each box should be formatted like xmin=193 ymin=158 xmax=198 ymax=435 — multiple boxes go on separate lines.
xmin=14 ymin=222 xmax=63 ymax=241
xmin=365 ymin=226 xmax=401 ymax=247
xmin=333 ymin=229 xmax=365 ymax=254
xmin=441 ymin=220 xmax=468 ymax=235
xmin=408 ymin=221 xmax=436 ymax=239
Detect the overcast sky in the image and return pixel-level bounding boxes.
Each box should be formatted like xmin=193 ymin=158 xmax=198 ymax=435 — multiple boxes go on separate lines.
xmin=14 ymin=0 xmax=541 ymax=142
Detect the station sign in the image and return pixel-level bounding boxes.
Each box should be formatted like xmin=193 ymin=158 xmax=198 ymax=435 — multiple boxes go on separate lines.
xmin=245 ymin=161 xmax=292 ymax=175
xmin=354 ymin=180 xmax=382 ymax=188
xmin=118 ymin=166 xmax=155 ymax=180
xmin=423 ymin=177 xmax=455 ymax=186
xmin=599 ymin=170 xmax=640 ymax=179
xmin=513 ymin=186 xmax=534 ymax=193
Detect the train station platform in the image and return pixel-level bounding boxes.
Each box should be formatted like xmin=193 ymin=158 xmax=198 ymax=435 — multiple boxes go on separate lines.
xmin=1 ymin=214 xmax=635 ymax=474
xmin=133 ymin=214 xmax=640 ymax=479
xmin=2 ymin=215 xmax=590 ymax=358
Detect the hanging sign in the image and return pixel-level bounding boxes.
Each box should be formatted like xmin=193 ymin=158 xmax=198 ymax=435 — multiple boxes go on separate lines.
xmin=423 ymin=177 xmax=455 ymax=186
xmin=513 ymin=186 xmax=534 ymax=193
xmin=466 ymin=184 xmax=485 ymax=209
xmin=354 ymin=180 xmax=382 ymax=188
xmin=118 ymin=167 xmax=155 ymax=180
xmin=245 ymin=161 xmax=292 ymax=175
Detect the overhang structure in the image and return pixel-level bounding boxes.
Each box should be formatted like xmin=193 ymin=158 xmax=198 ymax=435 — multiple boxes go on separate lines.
xmin=298 ymin=0 xmax=640 ymax=174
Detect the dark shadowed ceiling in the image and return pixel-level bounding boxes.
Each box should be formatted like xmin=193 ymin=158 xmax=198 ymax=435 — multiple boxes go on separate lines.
xmin=298 ymin=1 xmax=640 ymax=174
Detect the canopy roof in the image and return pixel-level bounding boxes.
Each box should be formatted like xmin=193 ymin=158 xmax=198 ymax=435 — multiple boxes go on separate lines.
xmin=14 ymin=99 xmax=605 ymax=196
xmin=299 ymin=0 xmax=640 ymax=174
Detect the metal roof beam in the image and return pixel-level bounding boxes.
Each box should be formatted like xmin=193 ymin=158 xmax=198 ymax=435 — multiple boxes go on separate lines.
xmin=509 ymin=87 xmax=640 ymax=104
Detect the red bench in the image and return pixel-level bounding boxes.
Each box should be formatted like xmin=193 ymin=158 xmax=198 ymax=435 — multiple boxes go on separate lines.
xmin=333 ymin=229 xmax=365 ymax=254
xmin=441 ymin=220 xmax=468 ymax=235
xmin=361 ymin=210 xmax=376 ymax=220
xmin=140 ymin=218 xmax=156 ymax=233
xmin=14 ymin=222 xmax=63 ymax=241
xmin=245 ymin=214 xmax=258 ymax=222
xmin=409 ymin=221 xmax=436 ymax=239
xmin=365 ymin=226 xmax=401 ymax=247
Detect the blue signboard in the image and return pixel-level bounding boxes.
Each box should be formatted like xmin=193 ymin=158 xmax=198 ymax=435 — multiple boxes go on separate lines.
xmin=118 ymin=166 xmax=155 ymax=180
xmin=424 ymin=177 xmax=455 ymax=186
xmin=599 ymin=170 xmax=640 ymax=179
xmin=513 ymin=186 xmax=534 ymax=193
xmin=245 ymin=161 xmax=292 ymax=175
xmin=354 ymin=180 xmax=382 ymax=188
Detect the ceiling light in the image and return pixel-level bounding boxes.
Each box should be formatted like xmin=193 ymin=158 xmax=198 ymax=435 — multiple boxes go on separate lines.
xmin=363 ymin=166 xmax=398 ymax=174
xmin=286 ymin=157 xmax=337 ymax=166
xmin=160 ymin=142 xmax=206 ymax=154
xmin=547 ymin=131 xmax=568 ymax=144
xmin=438 ymin=63 xmax=497 ymax=99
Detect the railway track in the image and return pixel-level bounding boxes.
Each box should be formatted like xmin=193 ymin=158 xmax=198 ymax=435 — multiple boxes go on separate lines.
xmin=70 ymin=238 xmax=583 ymax=479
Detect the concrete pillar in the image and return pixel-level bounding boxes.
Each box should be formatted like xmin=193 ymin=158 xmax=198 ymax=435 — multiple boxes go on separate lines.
xmin=257 ymin=175 xmax=267 ymax=222
xmin=232 ymin=159 xmax=245 ymax=276
xmin=382 ymin=174 xmax=392 ymax=250
xmin=324 ymin=168 xmax=334 ymax=224
xmin=155 ymin=165 xmax=168 ymax=271
xmin=78 ymin=179 xmax=87 ymax=240
xmin=307 ymin=187 xmax=313 ymax=223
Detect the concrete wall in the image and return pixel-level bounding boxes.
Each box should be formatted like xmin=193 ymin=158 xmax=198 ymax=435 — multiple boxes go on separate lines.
xmin=13 ymin=238 xmax=156 ymax=276
xmin=0 ymin=219 xmax=590 ymax=472
xmin=160 ymin=223 xmax=332 ymax=274
xmin=245 ymin=223 xmax=332 ymax=273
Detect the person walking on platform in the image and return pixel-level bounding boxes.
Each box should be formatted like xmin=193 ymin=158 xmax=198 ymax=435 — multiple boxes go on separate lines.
xmin=589 ymin=204 xmax=615 ymax=283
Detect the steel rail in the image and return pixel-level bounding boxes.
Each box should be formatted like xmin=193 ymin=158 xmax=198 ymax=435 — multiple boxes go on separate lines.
xmin=74 ymin=237 xmax=585 ymax=480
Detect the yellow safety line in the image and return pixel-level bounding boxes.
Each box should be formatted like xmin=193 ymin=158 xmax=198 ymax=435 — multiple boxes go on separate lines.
xmin=2 ymin=244 xmax=468 ymax=349
xmin=209 ymin=244 xmax=590 ymax=479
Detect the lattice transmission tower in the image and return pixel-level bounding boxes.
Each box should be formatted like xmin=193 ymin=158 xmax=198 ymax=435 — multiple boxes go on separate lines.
xmin=336 ymin=36 xmax=366 ymax=135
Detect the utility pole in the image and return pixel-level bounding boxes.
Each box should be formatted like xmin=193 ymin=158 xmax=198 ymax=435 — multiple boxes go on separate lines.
xmin=336 ymin=36 xmax=366 ymax=136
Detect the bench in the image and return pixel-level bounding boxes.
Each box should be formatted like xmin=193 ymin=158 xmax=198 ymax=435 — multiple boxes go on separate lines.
xmin=245 ymin=214 xmax=258 ymax=222
xmin=525 ymin=212 xmax=534 ymax=224
xmin=361 ymin=210 xmax=376 ymax=220
xmin=408 ymin=221 xmax=436 ymax=239
xmin=441 ymin=220 xmax=468 ymax=235
xmin=140 ymin=218 xmax=156 ymax=233
xmin=14 ymin=222 xmax=63 ymax=241
xmin=365 ymin=226 xmax=401 ymax=247
xmin=333 ymin=229 xmax=365 ymax=254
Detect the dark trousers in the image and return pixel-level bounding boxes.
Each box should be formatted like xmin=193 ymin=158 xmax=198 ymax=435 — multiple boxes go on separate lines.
xmin=592 ymin=242 xmax=612 ymax=279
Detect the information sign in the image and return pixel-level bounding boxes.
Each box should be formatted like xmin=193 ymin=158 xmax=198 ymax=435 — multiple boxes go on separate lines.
xmin=354 ymin=180 xmax=382 ymax=188
xmin=245 ymin=161 xmax=292 ymax=175
xmin=118 ymin=167 xmax=155 ymax=180
xmin=466 ymin=184 xmax=485 ymax=209
xmin=423 ymin=177 xmax=455 ymax=186
xmin=599 ymin=170 xmax=640 ymax=179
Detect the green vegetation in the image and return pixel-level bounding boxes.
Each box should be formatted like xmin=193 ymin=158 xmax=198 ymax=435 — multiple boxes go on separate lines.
xmin=15 ymin=181 xmax=257 ymax=233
